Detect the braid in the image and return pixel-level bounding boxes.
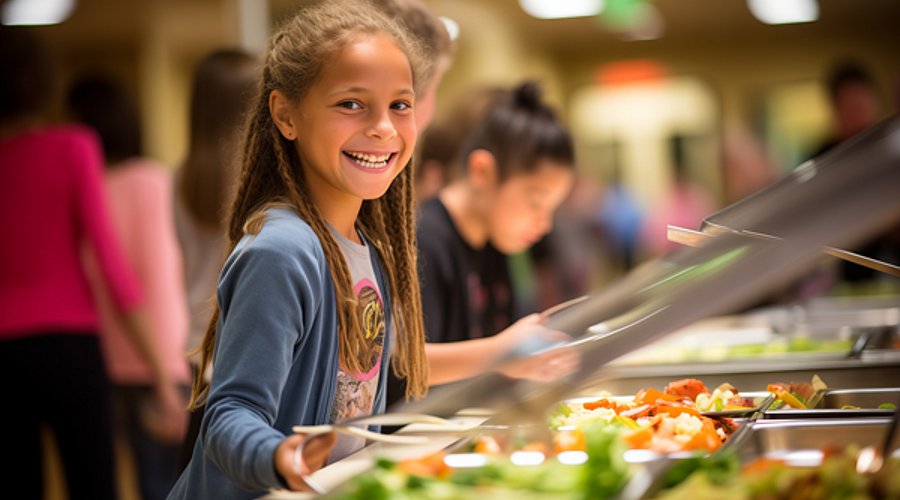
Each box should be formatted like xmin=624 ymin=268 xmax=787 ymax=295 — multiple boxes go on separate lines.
xmin=273 ymin=131 xmax=383 ymax=374
xmin=360 ymin=165 xmax=427 ymax=398
xmin=391 ymin=167 xmax=428 ymax=398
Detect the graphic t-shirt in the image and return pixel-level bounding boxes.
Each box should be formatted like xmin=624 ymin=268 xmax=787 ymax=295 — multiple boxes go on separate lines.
xmin=328 ymin=228 xmax=385 ymax=462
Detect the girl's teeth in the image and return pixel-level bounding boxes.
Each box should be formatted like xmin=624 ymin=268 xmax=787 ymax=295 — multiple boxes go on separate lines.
xmin=347 ymin=152 xmax=390 ymax=169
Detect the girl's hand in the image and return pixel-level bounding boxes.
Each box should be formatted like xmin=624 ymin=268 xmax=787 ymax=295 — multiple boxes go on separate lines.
xmin=497 ymin=341 xmax=580 ymax=381
xmin=493 ymin=314 xmax=580 ymax=381
xmin=274 ymin=432 xmax=337 ymax=491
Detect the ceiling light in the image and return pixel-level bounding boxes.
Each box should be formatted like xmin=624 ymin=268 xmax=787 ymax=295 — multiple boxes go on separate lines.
xmin=519 ymin=0 xmax=605 ymax=20
xmin=2 ymin=0 xmax=75 ymax=26
xmin=747 ymin=0 xmax=819 ymax=25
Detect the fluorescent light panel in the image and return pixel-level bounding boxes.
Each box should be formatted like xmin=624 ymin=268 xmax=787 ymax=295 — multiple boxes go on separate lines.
xmin=2 ymin=0 xmax=75 ymax=26
xmin=748 ymin=0 xmax=819 ymax=25
xmin=520 ymin=0 xmax=605 ymax=20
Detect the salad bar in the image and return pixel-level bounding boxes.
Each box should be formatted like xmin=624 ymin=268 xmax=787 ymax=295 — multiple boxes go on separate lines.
xmin=264 ymin=111 xmax=900 ymax=499
xmin=320 ymin=378 xmax=899 ymax=499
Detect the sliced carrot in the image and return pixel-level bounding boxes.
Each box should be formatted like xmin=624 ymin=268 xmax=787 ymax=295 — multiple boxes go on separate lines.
xmin=583 ymin=398 xmax=628 ymax=413
xmin=655 ymin=405 xmax=702 ymax=419
xmin=635 ymin=387 xmax=679 ymax=406
xmin=682 ymin=421 xmax=723 ymax=452
xmin=622 ymin=426 xmax=654 ymax=449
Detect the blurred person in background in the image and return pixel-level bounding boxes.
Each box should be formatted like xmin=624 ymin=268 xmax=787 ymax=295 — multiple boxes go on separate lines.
xmin=0 ymin=26 xmax=184 ymax=500
xmin=172 ymin=49 xmax=259 ymax=470
xmin=67 ymin=74 xmax=190 ymax=500
xmin=596 ymin=161 xmax=644 ymax=273
xmin=811 ymin=59 xmax=898 ymax=290
xmin=810 ymin=59 xmax=882 ymax=158
xmin=370 ymin=0 xmax=456 ymax=203
xmin=414 ymin=86 xmax=505 ymax=203
xmin=371 ymin=0 xmax=454 ymax=133
xmin=388 ymin=85 xmax=580 ymax=410
xmin=410 ymin=80 xmax=575 ymax=379
xmin=529 ymin=174 xmax=606 ymax=311
xmin=642 ymin=134 xmax=717 ymax=256
xmin=721 ymin=121 xmax=779 ymax=204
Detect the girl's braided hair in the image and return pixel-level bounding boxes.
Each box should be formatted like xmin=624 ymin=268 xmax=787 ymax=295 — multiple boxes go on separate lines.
xmin=190 ymin=0 xmax=429 ymax=409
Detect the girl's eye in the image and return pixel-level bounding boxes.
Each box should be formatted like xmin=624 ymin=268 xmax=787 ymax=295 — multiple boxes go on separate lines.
xmin=391 ymin=100 xmax=412 ymax=112
xmin=337 ymin=101 xmax=362 ymax=111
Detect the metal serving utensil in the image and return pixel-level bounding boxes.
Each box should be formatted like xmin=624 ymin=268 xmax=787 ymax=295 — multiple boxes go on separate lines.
xmin=292 ymin=412 xmax=469 ymax=445
xmin=667 ymin=225 xmax=900 ymax=278
xmin=291 ymin=413 xmax=475 ymax=494
xmin=856 ymin=403 xmax=899 ymax=474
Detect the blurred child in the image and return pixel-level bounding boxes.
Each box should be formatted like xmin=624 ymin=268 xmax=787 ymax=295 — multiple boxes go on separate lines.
xmin=67 ymin=73 xmax=190 ymax=500
xmin=371 ymin=0 xmax=454 ymax=130
xmin=415 ymin=80 xmax=576 ymax=371
xmin=414 ymin=85 xmax=505 ymax=202
xmin=0 ymin=26 xmax=183 ymax=500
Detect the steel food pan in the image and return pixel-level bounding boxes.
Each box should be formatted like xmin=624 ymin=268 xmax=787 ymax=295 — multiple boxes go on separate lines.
xmin=723 ymin=417 xmax=899 ymax=464
xmin=583 ymin=350 xmax=900 ymax=396
xmin=764 ymin=387 xmax=900 ymax=418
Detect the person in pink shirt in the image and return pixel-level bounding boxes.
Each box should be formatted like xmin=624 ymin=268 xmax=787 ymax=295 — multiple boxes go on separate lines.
xmin=642 ymin=134 xmax=718 ymax=256
xmin=0 ymin=26 xmax=184 ymax=500
xmin=68 ymin=74 xmax=191 ymax=500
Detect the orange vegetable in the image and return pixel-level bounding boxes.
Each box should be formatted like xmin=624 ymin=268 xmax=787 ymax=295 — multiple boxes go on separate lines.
xmin=552 ymin=429 xmax=586 ymax=453
xmin=655 ymin=405 xmax=702 ymax=419
xmin=583 ymin=398 xmax=628 ymax=413
xmin=521 ymin=441 xmax=549 ymax=455
xmin=682 ymin=421 xmax=723 ymax=452
xmin=741 ymin=457 xmax=784 ymax=474
xmin=398 ymin=451 xmax=451 ymax=478
xmin=474 ymin=436 xmax=502 ymax=455
xmin=622 ymin=426 xmax=654 ymax=449
xmin=635 ymin=387 xmax=679 ymax=406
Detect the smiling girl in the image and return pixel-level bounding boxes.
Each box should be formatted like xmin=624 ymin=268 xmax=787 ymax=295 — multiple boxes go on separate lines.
xmin=167 ymin=2 xmax=428 ymax=497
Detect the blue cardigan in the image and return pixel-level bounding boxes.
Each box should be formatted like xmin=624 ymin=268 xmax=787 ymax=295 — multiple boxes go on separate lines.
xmin=168 ymin=209 xmax=394 ymax=500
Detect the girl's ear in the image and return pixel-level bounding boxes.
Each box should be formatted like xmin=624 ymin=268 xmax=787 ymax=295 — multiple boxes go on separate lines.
xmin=269 ymin=90 xmax=297 ymax=140
xmin=466 ymin=149 xmax=498 ymax=190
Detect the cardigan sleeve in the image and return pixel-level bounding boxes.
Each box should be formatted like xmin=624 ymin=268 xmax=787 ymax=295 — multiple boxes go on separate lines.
xmin=201 ymin=229 xmax=325 ymax=491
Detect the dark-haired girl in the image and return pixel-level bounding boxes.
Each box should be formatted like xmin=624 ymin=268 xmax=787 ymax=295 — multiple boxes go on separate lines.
xmin=413 ymin=81 xmax=578 ymax=383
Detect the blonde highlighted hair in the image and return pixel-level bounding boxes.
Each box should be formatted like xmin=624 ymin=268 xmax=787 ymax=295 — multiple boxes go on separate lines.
xmin=190 ymin=0 xmax=429 ymax=409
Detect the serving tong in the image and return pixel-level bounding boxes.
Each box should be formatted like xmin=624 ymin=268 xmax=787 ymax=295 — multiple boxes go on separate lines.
xmin=856 ymin=400 xmax=900 ymax=475
xmin=291 ymin=413 xmax=475 ymax=494
xmin=667 ymin=225 xmax=900 ymax=278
